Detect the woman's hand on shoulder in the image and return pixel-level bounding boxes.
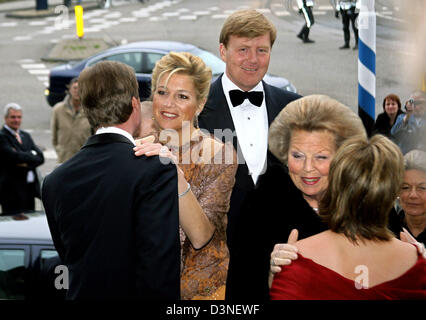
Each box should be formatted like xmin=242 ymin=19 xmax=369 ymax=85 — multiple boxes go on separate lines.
xmin=268 ymin=229 xmax=299 ymax=288
xmin=133 ymin=139 xmax=178 ymax=164
xmin=400 ymin=228 xmax=426 ymax=259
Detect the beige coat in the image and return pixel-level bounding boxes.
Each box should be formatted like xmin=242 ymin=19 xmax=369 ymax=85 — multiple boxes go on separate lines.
xmin=51 ymin=96 xmax=91 ymax=163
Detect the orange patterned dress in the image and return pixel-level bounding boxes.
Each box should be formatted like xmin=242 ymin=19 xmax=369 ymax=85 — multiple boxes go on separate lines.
xmin=170 ymin=129 xmax=237 ymax=300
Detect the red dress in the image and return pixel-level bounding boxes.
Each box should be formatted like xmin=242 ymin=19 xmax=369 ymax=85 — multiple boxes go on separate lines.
xmin=270 ymin=253 xmax=426 ymax=300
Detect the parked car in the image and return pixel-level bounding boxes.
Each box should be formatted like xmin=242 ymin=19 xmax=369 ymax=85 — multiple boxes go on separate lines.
xmin=44 ymin=40 xmax=297 ymax=107
xmin=0 ymin=212 xmax=64 ymax=300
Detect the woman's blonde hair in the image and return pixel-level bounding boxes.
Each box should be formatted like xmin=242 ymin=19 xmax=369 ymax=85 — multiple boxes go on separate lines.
xmin=150 ymin=51 xmax=212 ymax=104
xmin=269 ymin=95 xmax=367 ymax=164
xmin=319 ymin=135 xmax=404 ymax=243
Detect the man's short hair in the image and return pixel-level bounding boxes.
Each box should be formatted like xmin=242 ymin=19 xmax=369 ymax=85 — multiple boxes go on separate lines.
xmin=78 ymin=61 xmax=139 ymax=129
xmin=4 ymin=103 xmax=22 ymax=117
xmin=219 ymin=9 xmax=277 ymax=48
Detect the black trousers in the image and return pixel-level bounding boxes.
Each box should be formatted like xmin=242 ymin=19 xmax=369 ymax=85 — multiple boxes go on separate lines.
xmin=298 ymin=6 xmax=314 ymax=40
xmin=341 ymin=8 xmax=359 ymax=45
xmin=1 ymin=183 xmax=36 ymax=215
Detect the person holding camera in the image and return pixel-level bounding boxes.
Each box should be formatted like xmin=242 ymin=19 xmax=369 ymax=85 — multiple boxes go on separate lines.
xmin=391 ymin=90 xmax=426 ymax=154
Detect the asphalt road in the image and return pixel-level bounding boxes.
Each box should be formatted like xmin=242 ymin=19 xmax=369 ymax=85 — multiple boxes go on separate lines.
xmin=0 ymin=0 xmax=424 ymax=210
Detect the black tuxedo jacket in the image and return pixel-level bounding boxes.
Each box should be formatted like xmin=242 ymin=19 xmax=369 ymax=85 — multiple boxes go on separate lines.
xmin=198 ymin=75 xmax=301 ymax=299
xmin=0 ymin=126 xmax=44 ymax=212
xmin=42 ymin=133 xmax=181 ymax=300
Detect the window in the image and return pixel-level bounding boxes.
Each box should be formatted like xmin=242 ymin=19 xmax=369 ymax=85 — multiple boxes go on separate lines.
xmin=142 ymin=53 xmax=164 ymax=74
xmin=40 ymin=250 xmax=59 ymax=271
xmin=88 ymin=52 xmax=144 ymax=73
xmin=190 ymin=48 xmax=226 ymax=76
xmin=0 ymin=249 xmax=26 ymax=299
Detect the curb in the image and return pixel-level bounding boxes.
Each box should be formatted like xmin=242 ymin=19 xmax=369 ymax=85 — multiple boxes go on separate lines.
xmin=40 ymin=38 xmax=113 ymax=62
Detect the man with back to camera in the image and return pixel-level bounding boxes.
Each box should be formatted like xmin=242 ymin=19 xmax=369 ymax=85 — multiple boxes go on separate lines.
xmin=198 ymin=9 xmax=301 ymax=300
xmin=0 ymin=103 xmax=44 ymax=215
xmin=42 ymin=61 xmax=181 ymax=300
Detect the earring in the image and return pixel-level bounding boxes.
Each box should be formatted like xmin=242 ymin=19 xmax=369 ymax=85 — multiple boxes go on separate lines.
xmin=193 ymin=112 xmax=199 ymax=128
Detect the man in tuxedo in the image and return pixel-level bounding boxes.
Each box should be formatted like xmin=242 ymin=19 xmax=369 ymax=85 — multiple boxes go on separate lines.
xmin=198 ymin=9 xmax=301 ymax=300
xmin=42 ymin=61 xmax=181 ymax=300
xmin=0 ymin=103 xmax=44 ymax=215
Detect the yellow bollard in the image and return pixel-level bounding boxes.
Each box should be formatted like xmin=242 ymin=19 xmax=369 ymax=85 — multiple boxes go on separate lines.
xmin=75 ymin=5 xmax=84 ymax=39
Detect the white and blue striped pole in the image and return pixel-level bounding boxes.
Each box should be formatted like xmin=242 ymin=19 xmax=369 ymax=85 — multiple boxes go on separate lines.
xmin=358 ymin=0 xmax=376 ymax=136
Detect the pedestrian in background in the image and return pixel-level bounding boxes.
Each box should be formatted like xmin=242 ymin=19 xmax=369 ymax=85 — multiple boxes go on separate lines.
xmin=334 ymin=0 xmax=359 ymax=49
xmin=51 ymin=78 xmax=91 ymax=164
xmin=296 ymin=0 xmax=315 ymax=43
xmin=0 ymin=103 xmax=44 ymax=215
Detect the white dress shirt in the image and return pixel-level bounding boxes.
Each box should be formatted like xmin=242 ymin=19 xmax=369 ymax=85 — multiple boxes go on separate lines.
xmin=96 ymin=127 xmax=136 ymax=146
xmin=222 ymin=74 xmax=268 ymax=185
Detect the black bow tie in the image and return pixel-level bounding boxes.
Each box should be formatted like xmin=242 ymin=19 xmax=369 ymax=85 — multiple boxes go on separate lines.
xmin=229 ymin=90 xmax=264 ymax=107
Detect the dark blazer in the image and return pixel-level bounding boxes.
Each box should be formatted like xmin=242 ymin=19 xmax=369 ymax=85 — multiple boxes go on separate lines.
xmin=42 ymin=133 xmax=181 ymax=300
xmin=235 ymin=162 xmax=328 ymax=300
xmin=0 ymin=126 xmax=44 ymax=213
xmin=373 ymin=110 xmax=404 ymax=138
xmin=198 ymin=75 xmax=301 ymax=299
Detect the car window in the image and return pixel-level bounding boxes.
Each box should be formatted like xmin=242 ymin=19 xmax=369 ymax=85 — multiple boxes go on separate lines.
xmin=0 ymin=249 xmax=26 ymax=300
xmin=190 ymin=48 xmax=225 ymax=76
xmin=142 ymin=52 xmax=164 ymax=74
xmin=88 ymin=52 xmax=144 ymax=73
xmin=40 ymin=250 xmax=59 ymax=270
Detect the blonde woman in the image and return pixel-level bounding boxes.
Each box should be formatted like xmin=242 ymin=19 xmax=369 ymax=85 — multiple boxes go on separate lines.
xmin=134 ymin=52 xmax=237 ymax=300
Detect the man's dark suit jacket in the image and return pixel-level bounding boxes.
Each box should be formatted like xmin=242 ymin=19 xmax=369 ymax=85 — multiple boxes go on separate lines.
xmin=42 ymin=133 xmax=181 ymax=300
xmin=198 ymin=75 xmax=301 ymax=299
xmin=0 ymin=126 xmax=44 ymax=214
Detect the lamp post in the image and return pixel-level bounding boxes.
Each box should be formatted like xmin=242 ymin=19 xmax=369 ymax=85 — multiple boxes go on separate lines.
xmin=358 ymin=0 xmax=376 ymax=136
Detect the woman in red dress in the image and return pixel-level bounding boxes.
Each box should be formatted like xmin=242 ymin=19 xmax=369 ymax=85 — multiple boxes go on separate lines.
xmin=270 ymin=135 xmax=426 ymax=300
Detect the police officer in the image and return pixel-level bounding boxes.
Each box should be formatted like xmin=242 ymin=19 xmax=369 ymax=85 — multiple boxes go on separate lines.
xmin=296 ymin=0 xmax=315 ymax=43
xmin=334 ymin=0 xmax=359 ymax=49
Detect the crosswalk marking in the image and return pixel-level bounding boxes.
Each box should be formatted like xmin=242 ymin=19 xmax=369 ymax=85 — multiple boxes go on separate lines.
xmin=1 ymin=22 xmax=18 ymax=27
xmin=28 ymin=69 xmax=50 ymax=75
xmin=179 ymin=15 xmax=197 ymax=20
xmin=18 ymin=59 xmax=50 ymax=88
xmin=21 ymin=64 xmax=47 ymax=69
xmin=5 ymin=1 xmax=405 ymax=44
xmin=29 ymin=21 xmax=48 ymax=26
xmin=275 ymin=11 xmax=291 ymax=16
